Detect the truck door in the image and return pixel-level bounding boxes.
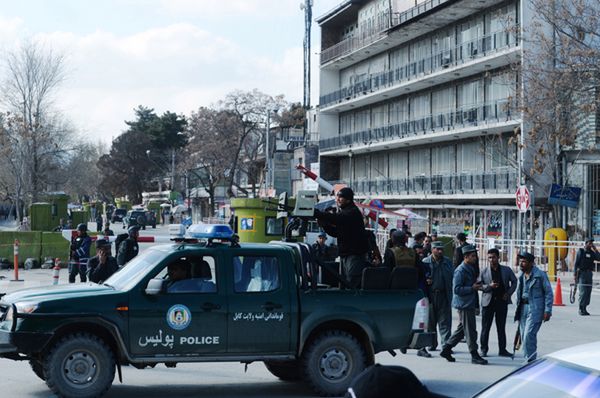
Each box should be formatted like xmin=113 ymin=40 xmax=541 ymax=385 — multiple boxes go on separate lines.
xmin=227 ymin=253 xmax=292 ymax=354
xmin=128 ymin=253 xmax=228 ymax=356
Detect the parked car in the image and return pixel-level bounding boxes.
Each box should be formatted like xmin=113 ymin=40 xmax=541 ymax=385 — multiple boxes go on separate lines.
xmin=123 ymin=209 xmax=147 ymax=230
xmin=111 ymin=208 xmax=127 ymax=224
xmin=145 ymin=211 xmax=157 ymax=229
xmin=474 ymin=341 xmax=600 ymax=397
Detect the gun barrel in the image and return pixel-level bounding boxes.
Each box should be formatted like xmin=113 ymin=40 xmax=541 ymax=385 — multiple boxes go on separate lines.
xmin=296 ymin=164 xmax=335 ymax=193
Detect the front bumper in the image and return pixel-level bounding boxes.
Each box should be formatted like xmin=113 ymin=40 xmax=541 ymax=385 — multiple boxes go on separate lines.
xmin=407 ymin=330 xmax=435 ymax=349
xmin=0 ymin=328 xmax=53 ymax=357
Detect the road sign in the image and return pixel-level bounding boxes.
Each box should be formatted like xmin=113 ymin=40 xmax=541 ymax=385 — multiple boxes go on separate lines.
xmin=516 ymin=185 xmax=530 ymax=213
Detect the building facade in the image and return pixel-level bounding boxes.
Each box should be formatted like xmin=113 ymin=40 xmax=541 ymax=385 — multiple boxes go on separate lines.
xmin=316 ymin=0 xmax=546 ymax=239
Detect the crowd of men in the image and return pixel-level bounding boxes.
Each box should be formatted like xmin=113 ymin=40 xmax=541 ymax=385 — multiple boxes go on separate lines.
xmin=314 ymin=187 xmax=557 ymax=365
xmin=68 ymin=223 xmax=139 ymax=284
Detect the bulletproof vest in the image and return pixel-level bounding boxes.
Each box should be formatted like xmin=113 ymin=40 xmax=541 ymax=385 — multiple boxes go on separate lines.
xmin=580 ymin=249 xmax=596 ymax=271
xmin=390 ymin=246 xmax=415 ymax=268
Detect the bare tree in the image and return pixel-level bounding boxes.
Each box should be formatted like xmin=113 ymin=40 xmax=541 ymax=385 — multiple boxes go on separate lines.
xmin=1 ymin=41 xmax=74 ymax=206
xmin=510 ymin=0 xmax=600 ymax=225
xmin=218 ymin=89 xmax=287 ymax=197
xmin=183 ymin=108 xmax=237 ymax=214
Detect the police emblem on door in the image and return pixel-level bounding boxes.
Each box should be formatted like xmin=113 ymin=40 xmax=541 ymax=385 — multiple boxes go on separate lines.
xmin=166 ymin=304 xmax=192 ymax=330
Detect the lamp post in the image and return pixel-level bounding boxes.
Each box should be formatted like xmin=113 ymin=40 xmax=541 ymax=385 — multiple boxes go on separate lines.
xmin=265 ymin=109 xmax=279 ymax=195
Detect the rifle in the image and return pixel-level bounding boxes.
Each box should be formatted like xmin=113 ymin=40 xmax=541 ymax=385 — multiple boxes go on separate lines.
xmin=512 ymin=323 xmax=521 ymax=360
xmin=570 ymin=282 xmax=578 ymax=304
xmin=512 ymin=301 xmax=523 ymax=360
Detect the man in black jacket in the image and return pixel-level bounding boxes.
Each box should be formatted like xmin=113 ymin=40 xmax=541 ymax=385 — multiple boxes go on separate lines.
xmin=117 ymin=225 xmax=140 ymax=266
xmin=88 ymin=239 xmax=119 ymax=283
xmin=314 ymin=187 xmax=368 ymax=288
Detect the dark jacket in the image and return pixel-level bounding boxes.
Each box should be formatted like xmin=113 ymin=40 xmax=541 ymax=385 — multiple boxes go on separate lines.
xmin=314 ymin=203 xmax=368 ymax=257
xmin=452 ymin=243 xmax=466 ymax=268
xmin=452 ymin=262 xmax=480 ymax=310
xmin=117 ymin=238 xmax=139 ymax=266
xmin=87 ymin=255 xmax=119 ymax=283
xmin=70 ymin=234 xmax=92 ymax=263
xmin=422 ymin=254 xmax=453 ymax=303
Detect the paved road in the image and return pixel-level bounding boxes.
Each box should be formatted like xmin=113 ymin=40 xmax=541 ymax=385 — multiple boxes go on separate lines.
xmin=1 ymin=232 xmax=598 ymax=397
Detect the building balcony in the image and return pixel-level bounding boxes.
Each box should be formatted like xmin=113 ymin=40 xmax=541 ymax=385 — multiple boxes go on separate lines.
xmin=348 ymin=170 xmax=518 ymax=199
xmin=320 ymin=29 xmax=519 ymax=111
xmin=320 ymin=99 xmax=519 ymax=155
xmin=320 ymin=0 xmax=508 ymax=69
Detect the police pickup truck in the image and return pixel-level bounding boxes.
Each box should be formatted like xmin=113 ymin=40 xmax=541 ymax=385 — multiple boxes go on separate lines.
xmin=0 ymin=224 xmax=432 ymax=398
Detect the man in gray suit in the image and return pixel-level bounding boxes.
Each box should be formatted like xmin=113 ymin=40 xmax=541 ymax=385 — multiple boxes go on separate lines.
xmin=479 ymin=248 xmax=517 ymax=357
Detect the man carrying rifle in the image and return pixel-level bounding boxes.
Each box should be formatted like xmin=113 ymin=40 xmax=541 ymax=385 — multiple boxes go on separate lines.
xmin=514 ymin=251 xmax=553 ymax=363
xmin=574 ymin=238 xmax=599 ymax=316
xmin=314 ymin=187 xmax=368 ymax=289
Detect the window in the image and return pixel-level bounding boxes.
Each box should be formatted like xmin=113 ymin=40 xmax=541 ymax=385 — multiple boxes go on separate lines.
xmin=233 ymin=256 xmax=280 ymax=293
xmin=154 ymin=256 xmax=218 ymax=294
xmin=265 ymin=217 xmax=284 ymax=236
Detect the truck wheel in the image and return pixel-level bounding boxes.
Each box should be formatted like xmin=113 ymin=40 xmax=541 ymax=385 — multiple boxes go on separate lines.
xmin=302 ymin=330 xmax=366 ymax=397
xmin=44 ymin=333 xmax=115 ymax=398
xmin=29 ymin=359 xmax=45 ymax=381
xmin=264 ymin=360 xmax=302 ymax=381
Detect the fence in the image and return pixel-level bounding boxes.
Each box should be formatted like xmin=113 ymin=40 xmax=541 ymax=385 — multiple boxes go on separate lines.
xmin=373 ymin=230 xmax=588 ymax=282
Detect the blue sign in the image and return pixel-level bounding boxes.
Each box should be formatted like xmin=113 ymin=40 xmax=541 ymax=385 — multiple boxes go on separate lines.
xmin=548 ymin=184 xmax=581 ymax=208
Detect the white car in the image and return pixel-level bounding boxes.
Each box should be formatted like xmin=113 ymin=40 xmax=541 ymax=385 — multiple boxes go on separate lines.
xmin=474 ymin=342 xmax=600 ymax=397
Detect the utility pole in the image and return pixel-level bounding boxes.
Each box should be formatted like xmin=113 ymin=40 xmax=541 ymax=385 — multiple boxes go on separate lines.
xmin=301 ymin=0 xmax=312 ymax=109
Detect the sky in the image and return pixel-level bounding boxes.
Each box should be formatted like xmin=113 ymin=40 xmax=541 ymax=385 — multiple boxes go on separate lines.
xmin=0 ymin=0 xmax=341 ymax=143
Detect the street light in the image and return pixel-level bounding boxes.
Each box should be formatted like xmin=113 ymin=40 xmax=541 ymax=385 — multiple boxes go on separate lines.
xmin=265 ymin=109 xmax=279 ymax=194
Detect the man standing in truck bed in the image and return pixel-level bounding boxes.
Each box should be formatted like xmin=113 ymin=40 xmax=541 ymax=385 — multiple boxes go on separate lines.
xmin=314 ymin=187 xmax=368 ymax=288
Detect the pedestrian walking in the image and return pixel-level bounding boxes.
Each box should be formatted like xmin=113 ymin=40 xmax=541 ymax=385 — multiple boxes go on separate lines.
xmin=422 ymin=241 xmax=453 ymax=353
xmin=69 ymin=223 xmax=92 ymax=283
xmin=117 ymin=225 xmax=140 ymax=267
xmin=87 ymin=239 xmax=119 ymax=283
xmin=440 ymin=244 xmax=487 ymax=365
xmin=313 ymin=187 xmax=368 ymax=288
xmin=574 ymin=238 xmax=599 ymax=316
xmin=479 ymin=248 xmax=517 ymax=357
xmin=96 ymin=212 xmax=103 ymax=232
xmin=514 ymin=251 xmax=553 ymax=363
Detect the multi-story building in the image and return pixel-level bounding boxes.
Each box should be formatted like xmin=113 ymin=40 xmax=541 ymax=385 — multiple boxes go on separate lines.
xmin=316 ymin=0 xmax=546 ymax=239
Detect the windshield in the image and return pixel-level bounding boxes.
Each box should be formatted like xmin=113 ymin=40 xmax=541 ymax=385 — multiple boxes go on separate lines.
xmin=104 ymin=248 xmax=167 ymax=291
xmin=476 ymin=358 xmax=600 ymax=398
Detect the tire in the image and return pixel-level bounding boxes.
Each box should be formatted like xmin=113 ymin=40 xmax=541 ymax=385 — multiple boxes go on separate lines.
xmin=302 ymin=330 xmax=367 ymax=397
xmin=30 ymin=359 xmax=46 ymax=381
xmin=44 ymin=333 xmax=115 ymax=398
xmin=264 ymin=360 xmax=303 ymax=382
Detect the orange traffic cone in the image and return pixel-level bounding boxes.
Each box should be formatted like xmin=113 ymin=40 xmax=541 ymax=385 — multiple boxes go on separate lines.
xmin=553 ymin=277 xmax=565 ymax=306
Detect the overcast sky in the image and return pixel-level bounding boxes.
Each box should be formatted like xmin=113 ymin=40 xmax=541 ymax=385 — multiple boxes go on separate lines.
xmin=0 ymin=0 xmax=340 ymax=143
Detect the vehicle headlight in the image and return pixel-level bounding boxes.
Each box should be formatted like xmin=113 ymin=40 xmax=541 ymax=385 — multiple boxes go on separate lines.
xmin=5 ymin=302 xmax=39 ymax=322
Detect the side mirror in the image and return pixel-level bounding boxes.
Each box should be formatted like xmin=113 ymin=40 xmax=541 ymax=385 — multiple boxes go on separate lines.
xmin=145 ymin=278 xmax=164 ymax=295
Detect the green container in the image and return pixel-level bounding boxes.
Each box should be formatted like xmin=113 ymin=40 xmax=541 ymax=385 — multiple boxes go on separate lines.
xmin=70 ymin=211 xmax=90 ymax=228
xmin=30 ymin=203 xmax=53 ymax=232
xmin=115 ymin=199 xmax=131 ymax=211
xmin=231 ymin=198 xmax=295 ymax=243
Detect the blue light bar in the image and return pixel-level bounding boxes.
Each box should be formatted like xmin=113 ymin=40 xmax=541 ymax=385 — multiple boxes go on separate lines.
xmin=186 ymin=224 xmax=234 ymax=240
